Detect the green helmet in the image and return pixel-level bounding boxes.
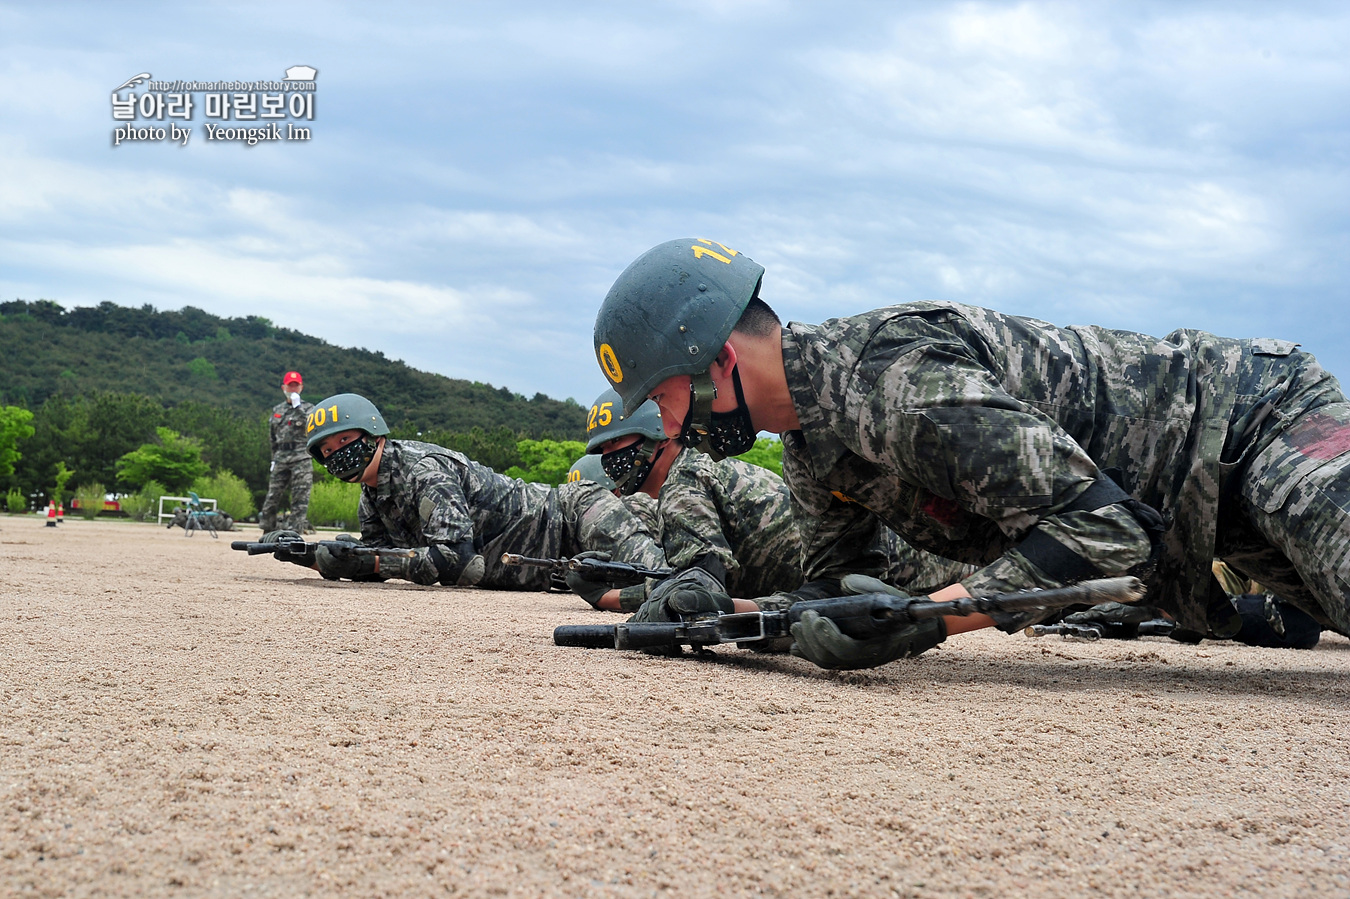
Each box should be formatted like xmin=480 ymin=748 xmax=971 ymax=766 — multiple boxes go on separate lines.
xmin=305 ymin=393 xmax=390 ymax=459
xmin=593 ymin=238 xmax=764 ymax=416
xmin=584 ymin=387 xmax=665 ymax=454
xmin=566 ymin=452 xmax=616 ymax=491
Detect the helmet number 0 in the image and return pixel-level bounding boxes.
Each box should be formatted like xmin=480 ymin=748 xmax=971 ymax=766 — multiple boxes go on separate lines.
xmin=598 ymin=344 xmax=623 ymax=384
xmin=306 ymin=404 xmax=339 ymax=434
xmin=588 ymin=401 xmax=614 ymax=432
xmin=691 ymin=238 xmax=739 ymax=264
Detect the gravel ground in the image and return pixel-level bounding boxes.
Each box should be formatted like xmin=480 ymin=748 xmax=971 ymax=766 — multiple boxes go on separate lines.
xmin=2 ymin=517 xmax=1348 ymax=898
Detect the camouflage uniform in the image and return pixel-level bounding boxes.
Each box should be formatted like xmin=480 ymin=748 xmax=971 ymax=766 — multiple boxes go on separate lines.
xmin=657 ymin=446 xmax=972 ymax=600
xmin=259 ymin=398 xmax=315 ymax=531
xmin=622 ymin=492 xmax=661 ymax=541
xmin=779 ymin=301 xmax=1350 ymax=635
xmin=360 ymin=440 xmax=666 ymax=588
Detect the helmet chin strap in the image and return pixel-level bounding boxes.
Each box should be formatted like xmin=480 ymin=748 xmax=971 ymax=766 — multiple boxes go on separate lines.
xmin=679 ymin=369 xmax=724 ymax=460
xmin=679 ymin=366 xmax=757 ymax=462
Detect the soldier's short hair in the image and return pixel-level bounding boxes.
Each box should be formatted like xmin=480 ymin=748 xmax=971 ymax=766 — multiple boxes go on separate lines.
xmin=732 ymin=297 xmax=781 ymax=338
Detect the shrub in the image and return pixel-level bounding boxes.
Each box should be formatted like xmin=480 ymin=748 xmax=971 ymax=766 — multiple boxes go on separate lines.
xmin=74 ymin=482 xmax=106 ymax=520
xmin=191 ymin=470 xmax=256 ymax=520
xmin=5 ymin=487 xmax=25 ymax=513
xmin=119 ymin=479 xmax=167 ymax=522
xmin=309 ymin=479 xmax=362 ymax=529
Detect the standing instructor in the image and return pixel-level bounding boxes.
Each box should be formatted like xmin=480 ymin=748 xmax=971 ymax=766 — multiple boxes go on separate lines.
xmin=259 ymin=370 xmax=315 ymax=533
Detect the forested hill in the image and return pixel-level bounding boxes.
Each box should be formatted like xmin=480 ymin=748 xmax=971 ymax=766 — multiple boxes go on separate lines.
xmin=0 ymin=300 xmax=584 ymax=437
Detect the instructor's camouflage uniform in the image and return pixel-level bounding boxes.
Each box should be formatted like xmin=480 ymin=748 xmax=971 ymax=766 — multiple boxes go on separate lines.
xmin=361 ymin=440 xmax=666 ymax=589
xmin=260 ymin=397 xmax=314 ymax=531
xmin=658 ymin=446 xmax=973 ymax=600
xmin=780 ymin=301 xmax=1350 ymax=635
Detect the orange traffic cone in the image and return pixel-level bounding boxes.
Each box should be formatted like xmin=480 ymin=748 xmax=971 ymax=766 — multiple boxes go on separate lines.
xmin=57 ymin=502 xmax=65 ymax=524
xmin=45 ymin=502 xmax=57 ymax=527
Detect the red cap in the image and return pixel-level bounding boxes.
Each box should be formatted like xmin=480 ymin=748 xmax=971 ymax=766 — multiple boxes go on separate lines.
xmin=282 ymin=371 xmax=303 ymax=387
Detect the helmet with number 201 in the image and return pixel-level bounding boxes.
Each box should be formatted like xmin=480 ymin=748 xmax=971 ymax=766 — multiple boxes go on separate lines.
xmin=593 ymin=238 xmax=765 ymax=417
xmin=305 ymin=393 xmax=390 ymax=461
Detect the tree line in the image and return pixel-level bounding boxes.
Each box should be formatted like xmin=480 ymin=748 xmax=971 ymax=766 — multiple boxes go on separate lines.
xmin=0 ymin=299 xmax=785 ymax=520
xmin=0 ymin=299 xmax=588 ymax=437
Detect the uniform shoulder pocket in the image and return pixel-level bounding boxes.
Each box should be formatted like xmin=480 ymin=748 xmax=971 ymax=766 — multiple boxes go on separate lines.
xmin=1250 ymin=338 xmax=1298 ymax=356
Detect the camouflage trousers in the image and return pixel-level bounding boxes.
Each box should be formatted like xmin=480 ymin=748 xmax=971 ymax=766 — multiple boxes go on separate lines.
xmin=259 ymin=459 xmax=313 ymax=532
xmin=476 ymin=480 xmax=667 ymax=591
xmin=1219 ymin=401 xmax=1350 ymax=636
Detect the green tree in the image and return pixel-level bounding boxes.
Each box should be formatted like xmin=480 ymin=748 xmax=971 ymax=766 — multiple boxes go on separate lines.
xmin=166 ymin=402 xmax=270 ymax=503
xmin=116 ymin=427 xmax=209 ymax=492
xmin=51 ymin=461 xmax=76 ymax=505
xmin=187 ymin=356 xmax=218 ymax=381
xmin=504 ymin=438 xmax=587 ymax=485
xmin=12 ymin=392 xmax=161 ymax=501
xmin=736 ymin=437 xmax=784 ymax=478
xmin=0 ymin=405 xmax=35 ymax=479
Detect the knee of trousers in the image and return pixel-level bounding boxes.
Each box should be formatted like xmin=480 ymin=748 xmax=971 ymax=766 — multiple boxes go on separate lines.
xmin=1240 ymin=408 xmax=1350 ymax=632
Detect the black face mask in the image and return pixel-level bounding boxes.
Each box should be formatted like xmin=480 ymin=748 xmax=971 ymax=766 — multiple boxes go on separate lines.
xmin=681 ymin=366 xmax=757 ymax=458
xmin=601 ymin=440 xmax=660 ymax=495
xmin=323 ymin=434 xmax=378 ymax=482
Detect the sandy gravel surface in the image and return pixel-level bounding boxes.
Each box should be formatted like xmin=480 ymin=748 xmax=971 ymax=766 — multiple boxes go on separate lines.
xmin=2 ymin=517 xmax=1348 ymax=898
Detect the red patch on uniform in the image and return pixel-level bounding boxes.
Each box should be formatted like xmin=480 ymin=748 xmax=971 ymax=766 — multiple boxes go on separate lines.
xmin=920 ymin=494 xmax=963 ymax=526
xmin=273 ymin=413 xmax=283 ymax=418
xmin=1289 ymin=412 xmax=1350 ymax=461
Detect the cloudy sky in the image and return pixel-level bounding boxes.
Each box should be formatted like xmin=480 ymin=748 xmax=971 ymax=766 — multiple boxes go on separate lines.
xmin=2 ymin=1 xmax=1347 ymax=405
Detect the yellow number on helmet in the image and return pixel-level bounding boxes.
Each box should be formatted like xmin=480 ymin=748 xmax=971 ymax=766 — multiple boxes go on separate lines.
xmin=598 ymin=344 xmax=623 ymax=384
xmin=691 ymin=238 xmax=739 ymax=264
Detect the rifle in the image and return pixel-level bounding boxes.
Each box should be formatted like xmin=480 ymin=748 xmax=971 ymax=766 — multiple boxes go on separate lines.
xmin=554 ymin=576 xmax=1146 ymax=653
xmin=501 ymin=553 xmax=673 ymax=587
xmin=231 ymin=539 xmax=415 ymax=560
xmin=1025 ymin=617 xmax=1177 ymax=641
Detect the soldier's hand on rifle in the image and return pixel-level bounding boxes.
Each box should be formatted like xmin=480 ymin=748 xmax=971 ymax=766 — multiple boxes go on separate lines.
xmin=630 ymin=568 xmax=734 ymax=623
xmin=315 ymin=540 xmax=379 ymax=581
xmin=259 ymin=529 xmax=313 ymax=567
xmin=565 ymin=551 xmax=614 ymax=608
xmin=789 ymin=574 xmax=946 ymax=670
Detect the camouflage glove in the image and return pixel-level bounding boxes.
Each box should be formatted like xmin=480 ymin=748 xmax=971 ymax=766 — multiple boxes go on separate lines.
xmin=262 ymin=529 xmax=313 ymax=567
xmin=630 ymin=568 xmax=733 ymax=623
xmin=314 ymin=539 xmax=379 ymax=581
xmin=789 ymin=574 xmax=945 ymax=670
xmin=564 ymin=551 xmax=613 ymax=609
xmin=1062 ymin=601 xmax=1165 ymax=639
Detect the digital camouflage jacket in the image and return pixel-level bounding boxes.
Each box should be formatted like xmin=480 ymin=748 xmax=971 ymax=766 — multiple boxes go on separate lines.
xmin=359 ymin=440 xmax=666 ymax=589
xmin=779 ymin=301 xmax=1340 ymax=631
xmin=270 ymin=399 xmax=315 ymax=465
xmin=658 ymin=446 xmax=973 ymax=600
